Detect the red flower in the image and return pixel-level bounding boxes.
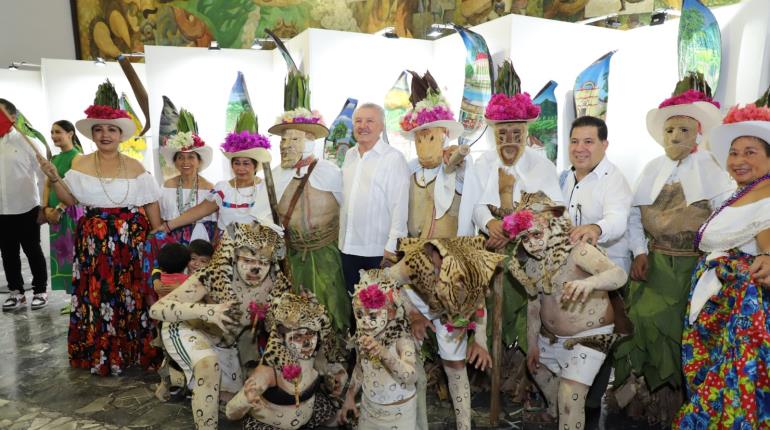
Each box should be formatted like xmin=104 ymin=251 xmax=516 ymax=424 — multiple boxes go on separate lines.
xmin=357 ymin=284 xmax=387 ymax=309
xmin=723 ymin=103 xmax=770 ymax=124
xmin=281 ymin=364 xmax=302 ymax=381
xmin=248 ymin=301 xmax=269 ymax=321
xmin=485 ymin=93 xmax=540 ymax=121
xmin=502 ymin=210 xmax=535 ymax=239
xmin=658 ymin=90 xmax=720 ymax=109
xmin=84 ymin=105 xmax=131 ymax=120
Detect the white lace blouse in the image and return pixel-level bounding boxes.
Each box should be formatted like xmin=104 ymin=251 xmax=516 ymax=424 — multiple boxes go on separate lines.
xmin=160 ymin=186 xmax=217 ymax=222
xmin=64 ymin=170 xmax=161 ymax=208
xmin=205 ymin=180 xmax=270 ymax=230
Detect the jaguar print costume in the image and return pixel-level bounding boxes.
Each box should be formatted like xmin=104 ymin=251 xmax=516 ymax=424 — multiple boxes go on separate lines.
xmin=150 ymin=223 xmax=291 ymax=430
xmin=507 ymin=192 xmax=629 ymax=430
xmin=391 ymin=235 xmax=505 ymax=325
xmin=227 ymin=291 xmax=346 ymax=429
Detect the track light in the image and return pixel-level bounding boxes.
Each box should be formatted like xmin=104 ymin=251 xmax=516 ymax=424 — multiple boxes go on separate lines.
xmin=374 ymin=26 xmax=398 ymax=38
xmin=8 ymin=61 xmax=40 ymax=71
xmin=250 ymin=38 xmax=262 ymax=50
xmin=427 ymin=23 xmax=455 ymax=39
xmin=94 ymin=57 xmax=106 ymax=67
xmin=209 ymin=40 xmax=220 ymax=50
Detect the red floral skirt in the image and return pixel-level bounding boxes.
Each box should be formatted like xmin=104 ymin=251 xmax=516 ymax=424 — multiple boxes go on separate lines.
xmin=68 ymin=207 xmax=161 ymax=376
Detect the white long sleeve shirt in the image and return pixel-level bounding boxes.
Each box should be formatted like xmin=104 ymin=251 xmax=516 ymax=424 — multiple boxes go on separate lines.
xmin=339 ymin=139 xmax=410 ymax=256
xmin=560 ymin=156 xmax=632 ymax=270
xmin=0 ymin=130 xmax=45 ymax=215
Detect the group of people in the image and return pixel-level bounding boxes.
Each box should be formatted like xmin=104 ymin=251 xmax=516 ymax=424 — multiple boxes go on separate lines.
xmin=1 ymin=66 xmax=770 ymax=430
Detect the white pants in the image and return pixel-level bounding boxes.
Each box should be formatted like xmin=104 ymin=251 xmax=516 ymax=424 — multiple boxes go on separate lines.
xmin=359 ymin=395 xmax=417 ymax=430
xmin=538 ymin=324 xmax=614 ymax=386
xmin=161 ymin=321 xmax=244 ymax=393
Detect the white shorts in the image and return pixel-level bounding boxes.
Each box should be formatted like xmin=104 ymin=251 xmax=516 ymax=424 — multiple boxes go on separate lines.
xmin=161 ymin=321 xmax=244 ymax=393
xmin=404 ymin=288 xmax=467 ymax=361
xmin=537 ymin=324 xmax=614 ymax=387
xmin=359 ymin=395 xmax=417 ymax=430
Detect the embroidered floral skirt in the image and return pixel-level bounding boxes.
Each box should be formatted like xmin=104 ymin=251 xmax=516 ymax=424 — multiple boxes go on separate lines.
xmin=169 ymin=220 xmax=218 ymax=245
xmin=68 ymin=207 xmax=161 ymax=376
xmin=674 ymin=250 xmax=770 ymax=429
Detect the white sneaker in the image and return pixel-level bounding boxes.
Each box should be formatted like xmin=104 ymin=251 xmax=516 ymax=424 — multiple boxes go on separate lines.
xmin=2 ymin=294 xmax=27 ymax=311
xmin=31 ymin=293 xmax=48 ymax=310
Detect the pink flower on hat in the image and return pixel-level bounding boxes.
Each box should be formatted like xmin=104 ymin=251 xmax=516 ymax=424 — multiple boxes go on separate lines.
xmin=84 ymin=105 xmax=131 ymax=120
xmin=485 ymin=93 xmax=540 ymax=121
xmin=357 ymin=284 xmax=387 ymax=309
xmin=723 ymin=103 xmax=770 ymax=124
xmin=658 ymin=90 xmax=720 ymax=109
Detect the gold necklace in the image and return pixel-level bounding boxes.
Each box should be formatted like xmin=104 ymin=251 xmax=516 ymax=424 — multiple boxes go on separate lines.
xmin=95 ymin=152 xmax=130 ymax=205
xmin=234 ymin=178 xmax=256 ymax=199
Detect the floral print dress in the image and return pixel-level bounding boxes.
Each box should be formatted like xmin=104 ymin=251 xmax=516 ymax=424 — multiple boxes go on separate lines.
xmin=675 ymin=200 xmax=770 ymax=429
xmin=64 ymin=170 xmax=162 ymax=376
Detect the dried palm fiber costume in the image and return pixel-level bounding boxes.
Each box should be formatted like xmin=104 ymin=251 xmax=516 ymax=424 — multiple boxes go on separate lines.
xmin=387 ymin=235 xmax=505 ymax=429
xmin=66 ymin=80 xmax=161 ymax=376
xmin=613 ymin=77 xmax=734 ymax=425
xmin=345 ymin=271 xmax=420 ymax=430
xmin=226 ymin=291 xmax=347 ymax=429
xmin=150 ymin=223 xmax=289 ymax=430
xmin=505 ymin=192 xmax=629 ymax=430
xmin=466 ymin=60 xmax=564 ymax=351
xmin=267 ymin=108 xmax=350 ymax=333
xmin=398 ymin=70 xmax=480 ymax=430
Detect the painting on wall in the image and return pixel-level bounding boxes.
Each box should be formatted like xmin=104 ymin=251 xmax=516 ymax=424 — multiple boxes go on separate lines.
xmin=70 ymin=0 xmax=744 ymax=60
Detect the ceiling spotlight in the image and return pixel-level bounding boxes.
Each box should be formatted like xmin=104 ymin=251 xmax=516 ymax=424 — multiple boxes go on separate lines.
xmin=427 ymin=23 xmax=455 ymax=39
xmin=374 ymin=26 xmax=398 ymax=38
xmin=8 ymin=63 xmax=19 ymax=71
xmin=209 ymin=40 xmax=220 ymax=50
xmin=605 ymin=16 xmax=621 ymax=28
xmin=250 ymin=38 xmax=262 ymax=50
xmin=94 ymin=57 xmax=106 ymax=67
xmin=650 ymin=9 xmax=667 ymax=26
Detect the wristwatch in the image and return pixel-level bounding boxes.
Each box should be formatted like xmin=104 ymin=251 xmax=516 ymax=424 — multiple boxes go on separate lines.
xmin=55 ymin=204 xmax=66 ymax=214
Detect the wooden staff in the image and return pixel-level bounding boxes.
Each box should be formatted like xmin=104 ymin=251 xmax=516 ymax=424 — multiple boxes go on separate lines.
xmin=261 ymin=161 xmax=294 ymax=286
xmin=489 ymin=268 xmax=504 ymax=426
xmin=444 ymin=144 xmax=470 ymax=174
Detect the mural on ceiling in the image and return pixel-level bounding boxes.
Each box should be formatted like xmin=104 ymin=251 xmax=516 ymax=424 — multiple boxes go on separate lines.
xmin=71 ymin=0 xmax=742 ymax=60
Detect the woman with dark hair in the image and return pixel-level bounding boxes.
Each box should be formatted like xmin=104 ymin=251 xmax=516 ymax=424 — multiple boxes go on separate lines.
xmin=158 ymin=120 xmax=272 ymax=237
xmin=674 ymin=104 xmax=770 ymax=427
xmin=158 ymin=123 xmax=216 ymax=244
xmin=39 ymin=81 xmax=163 ymax=376
xmin=41 ymin=120 xmax=83 ymax=306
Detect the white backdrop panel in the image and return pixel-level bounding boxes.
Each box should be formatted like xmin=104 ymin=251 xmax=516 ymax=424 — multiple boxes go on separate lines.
xmin=144 ymin=45 xmax=281 ymax=183
xmin=41 ymin=58 xmax=147 ymax=161
xmin=0 ymin=69 xmax=48 ymax=155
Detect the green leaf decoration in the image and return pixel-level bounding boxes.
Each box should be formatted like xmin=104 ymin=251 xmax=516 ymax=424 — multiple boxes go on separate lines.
xmin=672 ymin=71 xmax=713 ymax=97
xmin=235 ymin=110 xmax=258 ymax=134
xmin=177 ymin=109 xmax=198 ymax=134
xmin=15 ymin=111 xmax=51 ymax=159
xmin=94 ymin=80 xmax=119 ymax=109
xmin=494 ymin=60 xmax=521 ymax=97
xmin=755 ymin=85 xmax=770 ymax=108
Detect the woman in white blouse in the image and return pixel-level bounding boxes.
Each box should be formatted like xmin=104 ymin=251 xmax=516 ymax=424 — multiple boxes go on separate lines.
xmin=158 ymin=129 xmax=272 ymax=236
xmin=158 ymin=132 xmax=216 ymax=244
xmin=40 ymin=93 xmax=163 ymax=377
xmin=674 ymin=104 xmax=770 ymax=428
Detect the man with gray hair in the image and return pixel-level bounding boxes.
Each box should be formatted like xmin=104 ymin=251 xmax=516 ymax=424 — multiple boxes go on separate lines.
xmin=338 ymin=102 xmax=410 ymax=293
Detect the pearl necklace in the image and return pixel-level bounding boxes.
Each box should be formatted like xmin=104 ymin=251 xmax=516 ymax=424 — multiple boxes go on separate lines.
xmin=95 ymin=152 xmax=130 ymax=205
xmin=693 ymin=173 xmax=770 ymax=249
xmin=176 ymin=175 xmax=199 ymax=213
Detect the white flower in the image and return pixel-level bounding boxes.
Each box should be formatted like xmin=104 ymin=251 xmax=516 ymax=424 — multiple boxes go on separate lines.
xmin=125 ymin=292 xmax=135 ymax=313
xmin=100 ymin=302 xmax=114 ymax=322
xmin=166 ymin=131 xmax=194 ymax=150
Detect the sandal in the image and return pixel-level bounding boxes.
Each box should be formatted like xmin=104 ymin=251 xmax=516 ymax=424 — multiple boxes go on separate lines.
xmin=2 ymin=294 xmax=27 ymax=311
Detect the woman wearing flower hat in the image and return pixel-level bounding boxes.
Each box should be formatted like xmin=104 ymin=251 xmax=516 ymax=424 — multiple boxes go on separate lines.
xmin=158 ymin=115 xmax=217 ymax=244
xmin=674 ymin=103 xmax=770 ymax=428
xmin=40 ymin=81 xmax=163 ymax=376
xmin=613 ymin=90 xmax=734 ymax=423
xmin=159 ymin=113 xmax=272 ymax=236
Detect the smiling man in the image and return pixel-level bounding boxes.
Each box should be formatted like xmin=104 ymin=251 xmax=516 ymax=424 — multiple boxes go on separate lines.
xmin=338 ymin=103 xmax=410 ymax=293
xmin=560 ymin=116 xmax=632 ymax=271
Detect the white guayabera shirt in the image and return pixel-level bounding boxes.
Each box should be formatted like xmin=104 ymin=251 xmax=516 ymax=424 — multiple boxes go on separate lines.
xmin=339 ymin=139 xmax=410 ymax=256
